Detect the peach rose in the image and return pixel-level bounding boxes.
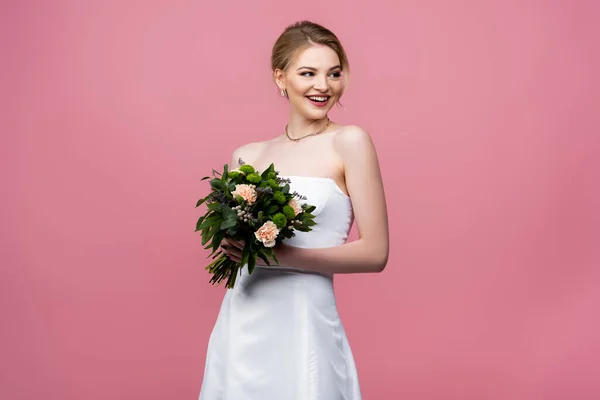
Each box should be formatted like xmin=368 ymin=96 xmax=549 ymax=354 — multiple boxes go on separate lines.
xmin=288 ymin=198 xmax=303 ymax=217
xmin=254 ymin=220 xmax=280 ymax=248
xmin=232 ymin=184 xmax=257 ymax=204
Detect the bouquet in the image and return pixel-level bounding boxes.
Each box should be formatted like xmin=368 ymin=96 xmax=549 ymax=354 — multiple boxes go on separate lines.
xmin=195 ymin=159 xmax=317 ymax=289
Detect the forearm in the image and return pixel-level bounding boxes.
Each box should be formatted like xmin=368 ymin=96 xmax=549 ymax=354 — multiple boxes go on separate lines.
xmin=277 ymin=238 xmax=388 ymax=274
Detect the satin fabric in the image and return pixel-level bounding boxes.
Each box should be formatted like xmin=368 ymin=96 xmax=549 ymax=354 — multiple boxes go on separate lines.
xmin=199 ymin=176 xmax=361 ymax=400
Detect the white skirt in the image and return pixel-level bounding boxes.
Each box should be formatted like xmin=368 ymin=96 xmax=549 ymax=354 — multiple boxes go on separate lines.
xmin=198 ymin=265 xmax=362 ymax=400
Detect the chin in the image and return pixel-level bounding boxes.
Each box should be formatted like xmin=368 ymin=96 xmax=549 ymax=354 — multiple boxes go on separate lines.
xmin=304 ymin=112 xmax=328 ymax=122
xmin=305 ymin=106 xmax=332 ymax=119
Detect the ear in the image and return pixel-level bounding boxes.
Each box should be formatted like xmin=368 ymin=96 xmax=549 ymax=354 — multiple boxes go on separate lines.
xmin=273 ymin=69 xmax=286 ymax=90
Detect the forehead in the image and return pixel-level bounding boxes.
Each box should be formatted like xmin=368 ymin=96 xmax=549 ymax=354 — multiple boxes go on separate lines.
xmin=291 ymin=44 xmax=340 ymax=69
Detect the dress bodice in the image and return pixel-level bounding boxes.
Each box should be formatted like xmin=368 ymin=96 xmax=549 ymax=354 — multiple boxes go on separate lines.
xmin=280 ymin=176 xmax=354 ymax=249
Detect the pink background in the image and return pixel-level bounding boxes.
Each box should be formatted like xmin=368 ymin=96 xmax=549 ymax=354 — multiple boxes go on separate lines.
xmin=2 ymin=1 xmax=599 ymax=399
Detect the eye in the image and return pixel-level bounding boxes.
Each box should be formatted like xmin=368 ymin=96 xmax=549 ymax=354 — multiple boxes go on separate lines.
xmin=299 ymin=70 xmax=342 ymax=78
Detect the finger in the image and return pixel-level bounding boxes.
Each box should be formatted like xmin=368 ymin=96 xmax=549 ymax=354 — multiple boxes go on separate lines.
xmin=220 ymin=242 xmax=233 ymax=254
xmin=221 ymin=239 xmax=239 ymax=248
xmin=230 ymin=247 xmax=243 ymax=258
xmin=220 ymin=239 xmax=245 ymax=264
xmin=227 ymin=253 xmax=241 ymax=263
xmin=222 ymin=238 xmax=243 ymax=250
xmin=223 ymin=245 xmax=242 ymax=260
xmin=219 ymin=243 xmax=233 ymax=258
xmin=230 ymin=239 xmax=245 ymax=250
xmin=220 ymin=240 xmax=234 ymax=253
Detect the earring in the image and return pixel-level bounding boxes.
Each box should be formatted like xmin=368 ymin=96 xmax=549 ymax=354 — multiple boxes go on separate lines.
xmin=280 ymin=88 xmax=287 ymax=97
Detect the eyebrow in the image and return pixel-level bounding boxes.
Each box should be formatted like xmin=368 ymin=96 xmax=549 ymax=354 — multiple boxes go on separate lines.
xmin=296 ymin=65 xmax=342 ymax=71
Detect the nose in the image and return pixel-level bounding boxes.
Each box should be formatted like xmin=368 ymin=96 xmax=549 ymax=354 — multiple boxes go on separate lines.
xmin=313 ymin=74 xmax=329 ymax=92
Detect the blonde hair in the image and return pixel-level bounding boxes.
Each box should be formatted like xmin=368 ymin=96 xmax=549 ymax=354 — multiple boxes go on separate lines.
xmin=271 ymin=21 xmax=350 ymax=107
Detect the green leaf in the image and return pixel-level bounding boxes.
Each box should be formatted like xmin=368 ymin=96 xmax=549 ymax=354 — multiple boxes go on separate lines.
xmin=201 ymin=227 xmax=213 ymax=245
xmin=241 ymin=240 xmax=251 ymax=267
xmin=212 ymin=230 xmax=226 ymax=253
xmin=270 ymin=248 xmax=279 ymax=265
xmin=200 ymin=220 xmax=211 ymax=238
xmin=258 ymin=163 xmax=273 ymax=179
xmin=257 ymin=250 xmax=271 ymax=266
xmin=200 ymin=176 xmax=211 ymax=181
xmin=223 ymin=164 xmax=229 ymax=181
xmin=257 ymin=211 xmax=264 ymax=223
xmin=222 ymin=206 xmax=237 ymax=221
xmin=260 ymin=167 xmax=270 ymax=179
xmin=282 ymin=184 xmax=290 ymax=194
xmin=210 ymin=179 xmax=226 ymax=191
xmin=210 ymin=217 xmax=223 ymax=232
xmin=220 ymin=219 xmax=237 ymax=230
xmin=199 ymin=213 xmax=221 ymax=230
xmin=207 ymin=202 xmax=221 ymax=211
xmin=202 ymin=218 xmax=223 ymax=245
xmin=210 ymin=250 xmax=224 ymax=259
xmin=247 ymin=252 xmax=257 ymax=274
xmin=267 ymin=205 xmax=279 ymax=214
xmin=195 ymin=215 xmax=205 ymax=232
xmin=205 ymin=254 xmax=226 ymax=271
xmin=195 ymin=197 xmax=208 ymax=207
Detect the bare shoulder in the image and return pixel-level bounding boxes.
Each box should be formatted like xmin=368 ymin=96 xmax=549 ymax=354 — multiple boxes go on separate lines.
xmin=230 ymin=141 xmax=269 ymax=168
xmin=332 ymin=125 xmax=376 ymax=156
xmin=331 ymin=124 xmax=383 ymax=187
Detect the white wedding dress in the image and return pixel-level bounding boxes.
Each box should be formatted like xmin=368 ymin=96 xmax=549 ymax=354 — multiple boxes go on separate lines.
xmin=198 ymin=176 xmax=362 ymax=400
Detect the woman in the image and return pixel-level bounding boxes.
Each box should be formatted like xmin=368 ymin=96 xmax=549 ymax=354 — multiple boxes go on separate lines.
xmin=199 ymin=20 xmax=389 ymax=400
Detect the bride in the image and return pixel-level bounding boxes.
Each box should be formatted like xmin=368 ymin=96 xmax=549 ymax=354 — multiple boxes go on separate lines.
xmin=199 ymin=20 xmax=389 ymax=400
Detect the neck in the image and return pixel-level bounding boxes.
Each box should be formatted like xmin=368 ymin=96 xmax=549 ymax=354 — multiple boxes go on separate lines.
xmin=285 ymin=114 xmax=330 ymax=140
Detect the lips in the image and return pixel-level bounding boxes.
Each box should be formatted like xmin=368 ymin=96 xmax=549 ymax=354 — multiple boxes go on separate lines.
xmin=305 ymin=95 xmax=331 ymax=107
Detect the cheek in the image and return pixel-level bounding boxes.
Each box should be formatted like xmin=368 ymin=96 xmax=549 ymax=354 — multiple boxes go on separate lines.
xmin=330 ymin=81 xmax=344 ymax=95
xmin=288 ymin=79 xmax=312 ymax=94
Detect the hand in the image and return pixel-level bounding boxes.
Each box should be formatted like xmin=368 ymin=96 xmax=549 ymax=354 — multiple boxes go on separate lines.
xmin=220 ymin=238 xmax=291 ymax=267
xmin=220 ymin=237 xmax=245 ymax=263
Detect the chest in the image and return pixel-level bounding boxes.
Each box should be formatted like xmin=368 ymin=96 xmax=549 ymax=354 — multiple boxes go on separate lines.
xmin=252 ymin=140 xmax=343 ymax=178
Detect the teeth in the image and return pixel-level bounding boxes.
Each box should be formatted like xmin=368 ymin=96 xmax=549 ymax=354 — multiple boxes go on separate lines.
xmin=308 ymin=96 xmax=328 ymax=101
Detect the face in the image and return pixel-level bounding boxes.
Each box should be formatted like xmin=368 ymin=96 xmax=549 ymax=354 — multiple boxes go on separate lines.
xmin=275 ymin=44 xmax=344 ymax=120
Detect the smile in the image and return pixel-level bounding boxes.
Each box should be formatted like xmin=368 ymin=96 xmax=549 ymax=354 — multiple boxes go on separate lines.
xmin=305 ymin=95 xmax=331 ymax=107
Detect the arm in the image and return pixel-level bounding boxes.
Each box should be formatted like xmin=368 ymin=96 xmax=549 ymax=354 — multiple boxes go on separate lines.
xmin=277 ymin=126 xmax=390 ymax=274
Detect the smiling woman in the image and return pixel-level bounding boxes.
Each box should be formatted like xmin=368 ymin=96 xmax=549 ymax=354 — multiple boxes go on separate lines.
xmin=198 ymin=20 xmax=389 ymax=400
xmin=272 ymin=24 xmax=350 ymax=122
